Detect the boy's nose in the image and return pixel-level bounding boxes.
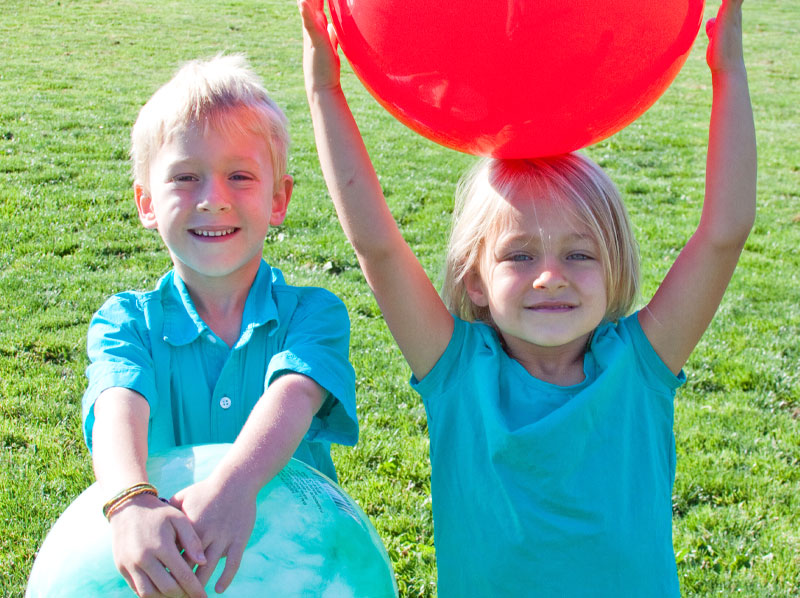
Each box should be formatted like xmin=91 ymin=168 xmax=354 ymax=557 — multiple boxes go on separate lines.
xmin=197 ymin=179 xmax=232 ymax=213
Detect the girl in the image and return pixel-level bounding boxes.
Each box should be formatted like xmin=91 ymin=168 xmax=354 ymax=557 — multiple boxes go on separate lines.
xmin=299 ymin=0 xmax=755 ymax=595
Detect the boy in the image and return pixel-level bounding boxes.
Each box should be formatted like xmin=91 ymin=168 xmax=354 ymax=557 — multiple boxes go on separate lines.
xmin=83 ymin=55 xmax=357 ymax=598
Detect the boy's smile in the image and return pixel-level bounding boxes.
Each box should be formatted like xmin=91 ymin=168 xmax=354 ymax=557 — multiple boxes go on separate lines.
xmin=190 ymin=226 xmax=238 ymax=238
xmin=135 ymin=112 xmax=291 ymax=289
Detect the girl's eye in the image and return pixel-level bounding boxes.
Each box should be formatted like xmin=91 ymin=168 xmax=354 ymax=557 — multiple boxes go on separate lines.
xmin=509 ymin=253 xmax=532 ymax=262
xmin=567 ymin=252 xmax=592 ymax=261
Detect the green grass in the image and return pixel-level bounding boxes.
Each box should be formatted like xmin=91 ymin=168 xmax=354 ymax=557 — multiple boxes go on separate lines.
xmin=1 ymin=1 xmax=798 ymax=596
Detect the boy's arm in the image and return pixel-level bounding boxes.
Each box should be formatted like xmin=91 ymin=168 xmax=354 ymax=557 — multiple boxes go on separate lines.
xmin=640 ymin=0 xmax=756 ymax=374
xmin=299 ymin=0 xmax=453 ymax=380
xmin=92 ymin=389 xmax=207 ymax=598
xmin=169 ymin=373 xmax=325 ymax=594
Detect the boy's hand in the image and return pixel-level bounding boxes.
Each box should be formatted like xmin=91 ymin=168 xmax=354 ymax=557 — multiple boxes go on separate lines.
xmin=299 ymin=0 xmax=342 ymax=92
xmin=108 ymin=494 xmax=207 ymax=598
xmin=706 ymin=0 xmax=746 ymax=73
xmin=170 ymin=477 xmax=257 ymax=595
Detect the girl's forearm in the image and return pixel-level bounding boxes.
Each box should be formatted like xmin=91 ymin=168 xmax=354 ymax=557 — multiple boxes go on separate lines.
xmin=307 ymin=86 xmax=407 ymax=260
xmin=702 ymin=68 xmax=757 ymax=248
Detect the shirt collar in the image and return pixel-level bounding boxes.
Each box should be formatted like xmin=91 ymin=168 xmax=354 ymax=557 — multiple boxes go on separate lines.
xmin=158 ymin=260 xmax=280 ymax=347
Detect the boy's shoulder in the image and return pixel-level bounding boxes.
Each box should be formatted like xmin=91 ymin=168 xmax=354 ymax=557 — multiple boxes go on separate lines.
xmin=91 ymin=271 xmax=177 ymax=333
xmin=266 ymin=265 xmax=349 ymax=324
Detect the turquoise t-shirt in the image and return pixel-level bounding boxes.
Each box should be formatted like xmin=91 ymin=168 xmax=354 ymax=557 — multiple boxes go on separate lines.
xmin=411 ymin=313 xmax=685 ymax=597
xmin=83 ymin=260 xmax=357 ymax=481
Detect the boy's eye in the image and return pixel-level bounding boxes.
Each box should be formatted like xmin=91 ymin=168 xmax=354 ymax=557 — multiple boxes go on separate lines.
xmin=230 ymin=173 xmax=254 ymax=181
xmin=172 ymin=174 xmax=198 ymax=183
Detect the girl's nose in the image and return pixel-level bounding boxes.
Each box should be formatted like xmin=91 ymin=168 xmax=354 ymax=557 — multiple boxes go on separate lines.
xmin=533 ymin=262 xmax=567 ymax=290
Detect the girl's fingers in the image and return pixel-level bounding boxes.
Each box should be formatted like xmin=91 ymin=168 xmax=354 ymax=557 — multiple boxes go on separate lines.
xmin=706 ymin=17 xmax=716 ymax=39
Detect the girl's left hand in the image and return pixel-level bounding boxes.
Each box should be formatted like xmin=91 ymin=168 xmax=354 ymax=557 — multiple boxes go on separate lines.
xmin=299 ymin=0 xmax=342 ymax=93
xmin=170 ymin=478 xmax=257 ymax=595
xmin=706 ymin=0 xmax=746 ymax=73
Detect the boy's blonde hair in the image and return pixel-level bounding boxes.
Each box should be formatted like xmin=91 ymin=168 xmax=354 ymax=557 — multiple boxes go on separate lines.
xmin=442 ymin=154 xmax=640 ymax=325
xmin=131 ymin=54 xmax=289 ymax=193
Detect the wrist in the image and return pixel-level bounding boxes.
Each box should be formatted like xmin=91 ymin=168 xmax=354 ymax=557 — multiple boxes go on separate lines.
xmin=307 ymin=82 xmax=346 ymax=103
xmin=104 ymin=488 xmax=166 ymax=521
xmin=206 ymin=466 xmax=263 ymax=502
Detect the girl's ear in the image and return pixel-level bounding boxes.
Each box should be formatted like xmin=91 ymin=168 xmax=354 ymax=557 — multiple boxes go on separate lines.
xmin=270 ymin=175 xmax=293 ymax=226
xmin=134 ymin=184 xmax=158 ymax=230
xmin=464 ymin=268 xmax=490 ymax=307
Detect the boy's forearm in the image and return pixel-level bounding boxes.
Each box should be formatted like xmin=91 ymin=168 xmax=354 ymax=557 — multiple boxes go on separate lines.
xmin=703 ymin=67 xmax=757 ymax=247
xmin=92 ymin=389 xmax=152 ymax=494
xmin=207 ymin=373 xmax=326 ymax=499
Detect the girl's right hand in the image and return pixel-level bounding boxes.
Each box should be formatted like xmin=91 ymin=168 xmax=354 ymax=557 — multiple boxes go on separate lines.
xmin=298 ymin=0 xmax=342 ymax=93
xmin=108 ymin=493 xmax=207 ymax=598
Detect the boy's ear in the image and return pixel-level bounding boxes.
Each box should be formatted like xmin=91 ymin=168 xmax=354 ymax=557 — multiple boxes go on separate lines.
xmin=464 ymin=268 xmax=490 ymax=307
xmin=134 ymin=184 xmax=159 ymax=230
xmin=269 ymin=174 xmax=293 ymax=226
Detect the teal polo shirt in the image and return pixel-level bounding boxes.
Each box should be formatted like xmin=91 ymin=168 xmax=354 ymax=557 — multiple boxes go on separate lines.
xmin=83 ymin=260 xmax=357 ymax=480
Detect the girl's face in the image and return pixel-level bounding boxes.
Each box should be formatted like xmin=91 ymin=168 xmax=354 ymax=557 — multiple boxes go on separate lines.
xmin=465 ymin=197 xmax=608 ymax=361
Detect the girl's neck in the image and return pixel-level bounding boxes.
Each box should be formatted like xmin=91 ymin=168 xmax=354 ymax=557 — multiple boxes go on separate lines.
xmin=502 ymin=331 xmax=593 ymax=386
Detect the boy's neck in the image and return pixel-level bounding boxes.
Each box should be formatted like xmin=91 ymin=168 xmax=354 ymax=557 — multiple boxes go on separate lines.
xmin=175 ymin=260 xmax=260 ymax=348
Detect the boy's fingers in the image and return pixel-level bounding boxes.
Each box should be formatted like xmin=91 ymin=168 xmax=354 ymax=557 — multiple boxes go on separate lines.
xmin=127 ymin=568 xmax=157 ymax=598
xmin=173 ymin=516 xmax=206 ymax=567
xmin=213 ymin=543 xmax=245 ymax=594
xmin=159 ymin=552 xmax=207 ymax=598
xmin=194 ymin=543 xmax=223 ymax=588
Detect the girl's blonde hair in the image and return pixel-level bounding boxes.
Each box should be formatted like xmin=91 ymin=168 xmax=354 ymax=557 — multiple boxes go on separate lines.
xmin=442 ymin=154 xmax=640 ymax=325
xmin=131 ymin=54 xmax=289 ymax=193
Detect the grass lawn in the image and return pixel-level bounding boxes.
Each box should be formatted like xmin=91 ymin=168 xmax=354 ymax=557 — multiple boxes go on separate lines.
xmin=1 ymin=0 xmax=798 ymax=596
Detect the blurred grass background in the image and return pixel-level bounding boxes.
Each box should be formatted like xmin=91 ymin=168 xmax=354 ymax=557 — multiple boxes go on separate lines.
xmin=1 ymin=1 xmax=798 ymax=596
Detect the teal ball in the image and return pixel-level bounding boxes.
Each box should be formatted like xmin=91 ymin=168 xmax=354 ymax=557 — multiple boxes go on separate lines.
xmin=27 ymin=444 xmax=398 ymax=597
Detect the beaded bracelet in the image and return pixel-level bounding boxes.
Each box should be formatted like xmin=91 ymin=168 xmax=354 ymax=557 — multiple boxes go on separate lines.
xmin=102 ymin=483 xmax=159 ymax=521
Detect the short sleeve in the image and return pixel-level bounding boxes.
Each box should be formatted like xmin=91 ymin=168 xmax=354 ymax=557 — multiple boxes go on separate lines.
xmin=266 ymin=288 xmax=358 ymax=447
xmin=82 ymin=294 xmax=159 ymax=451
xmin=621 ymin=314 xmax=686 ymax=392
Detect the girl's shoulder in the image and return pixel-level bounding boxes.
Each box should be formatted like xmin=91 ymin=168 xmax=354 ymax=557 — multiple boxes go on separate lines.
xmin=590 ymin=311 xmax=686 ymax=392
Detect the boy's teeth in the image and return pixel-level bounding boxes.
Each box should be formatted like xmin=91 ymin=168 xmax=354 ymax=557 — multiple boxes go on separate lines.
xmin=196 ymin=228 xmax=235 ymax=237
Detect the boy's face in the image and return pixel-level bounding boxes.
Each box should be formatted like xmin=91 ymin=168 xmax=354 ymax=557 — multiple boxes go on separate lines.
xmin=135 ymin=117 xmax=291 ymax=287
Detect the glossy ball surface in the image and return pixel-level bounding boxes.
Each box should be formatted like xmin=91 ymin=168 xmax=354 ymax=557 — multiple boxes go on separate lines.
xmin=329 ymin=0 xmax=705 ymax=157
xmin=26 ymin=444 xmax=398 ymax=597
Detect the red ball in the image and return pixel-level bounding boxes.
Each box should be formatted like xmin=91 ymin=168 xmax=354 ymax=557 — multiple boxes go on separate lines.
xmin=329 ymin=0 xmax=705 ymax=157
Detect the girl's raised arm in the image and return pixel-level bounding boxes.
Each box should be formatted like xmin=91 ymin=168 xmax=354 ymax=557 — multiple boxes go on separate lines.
xmin=639 ymin=0 xmax=756 ymax=374
xmin=298 ymin=0 xmax=453 ymax=379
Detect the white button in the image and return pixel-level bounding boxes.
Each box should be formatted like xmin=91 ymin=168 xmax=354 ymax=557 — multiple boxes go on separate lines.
xmin=219 ymin=397 xmax=232 ymax=409
xmin=207 ymin=334 xmax=216 ymax=343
